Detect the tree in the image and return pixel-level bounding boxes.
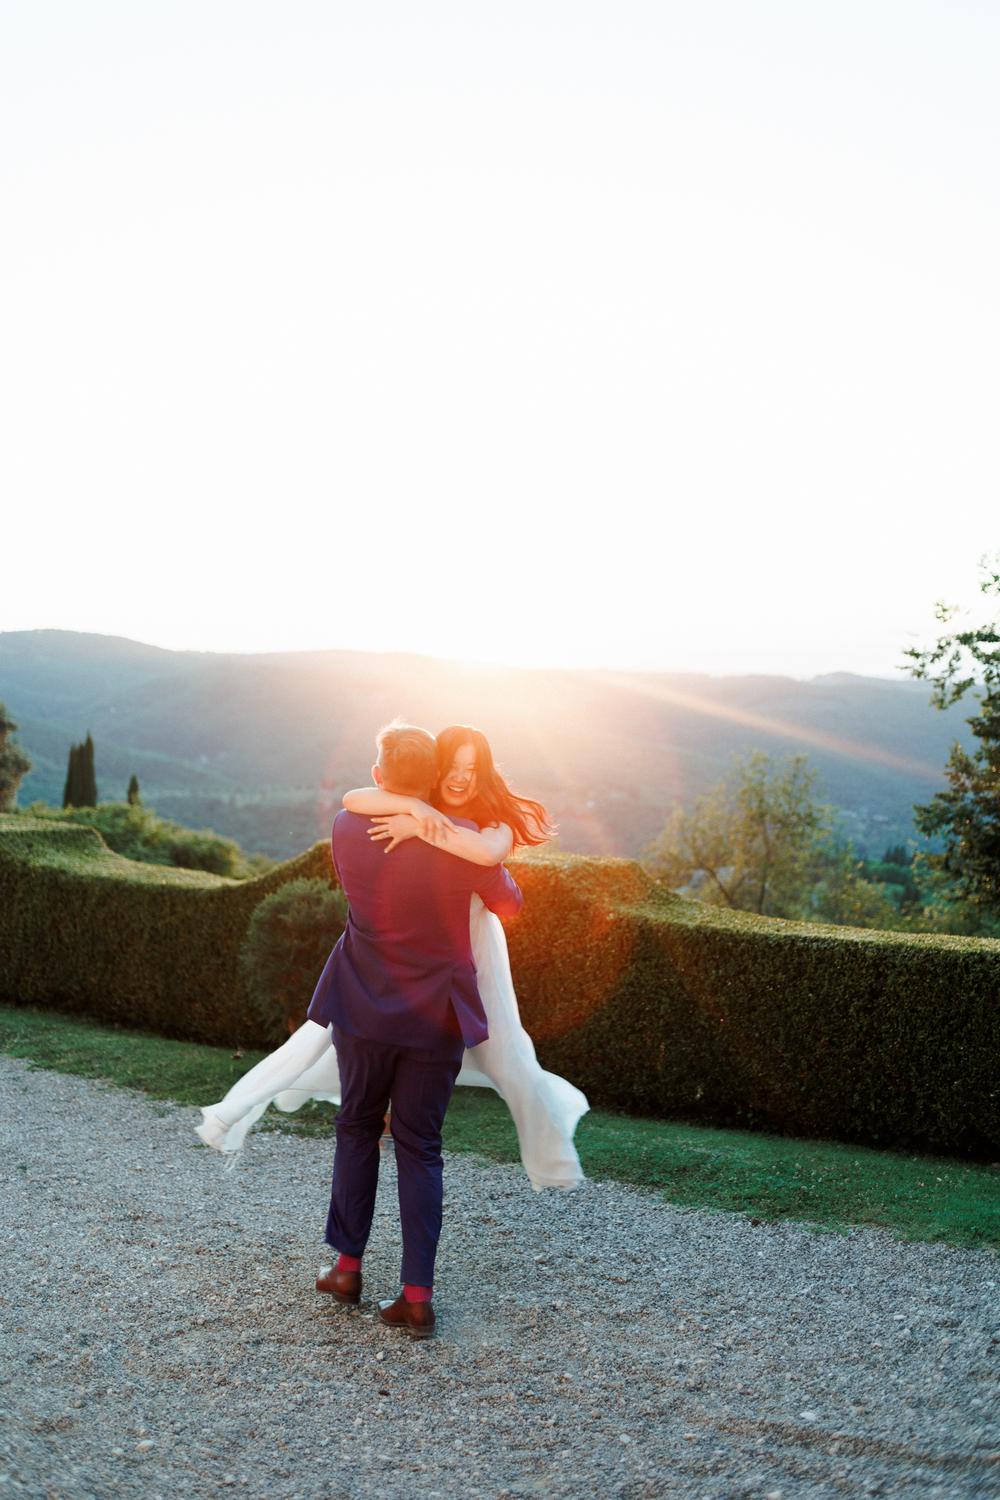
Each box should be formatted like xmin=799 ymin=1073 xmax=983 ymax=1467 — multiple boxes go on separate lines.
xmin=62 ymin=732 xmax=98 ymax=808
xmin=882 ymin=844 xmax=911 ymax=866
xmin=644 ymin=749 xmax=897 ymax=927
xmin=81 ymin=732 xmax=98 ymax=806
xmin=901 ymin=552 xmax=1000 ymax=920
xmin=62 ymin=743 xmax=80 ymax=807
xmin=900 ymin=848 xmax=1000 ymax=938
xmin=0 ymin=701 xmax=32 ymax=811
xmin=862 ymin=845 xmax=921 ymax=916
xmin=127 ymin=774 xmax=141 ymax=805
xmin=808 ymin=838 xmax=899 ymax=928
xmin=644 ymin=750 xmax=825 ymax=917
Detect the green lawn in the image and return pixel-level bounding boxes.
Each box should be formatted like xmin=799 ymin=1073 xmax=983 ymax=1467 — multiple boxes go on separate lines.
xmin=1 ymin=1003 xmax=997 ymax=1252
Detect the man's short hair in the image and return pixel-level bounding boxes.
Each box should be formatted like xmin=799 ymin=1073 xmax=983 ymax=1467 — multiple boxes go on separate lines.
xmin=375 ymin=719 xmax=437 ymax=796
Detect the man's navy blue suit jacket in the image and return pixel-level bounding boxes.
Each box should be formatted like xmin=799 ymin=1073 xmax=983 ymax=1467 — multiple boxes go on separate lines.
xmin=306 ymin=809 xmax=523 ymax=1053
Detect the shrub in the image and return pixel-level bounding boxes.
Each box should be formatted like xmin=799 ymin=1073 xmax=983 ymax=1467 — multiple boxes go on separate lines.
xmin=2 ymin=814 xmax=998 ymax=1156
xmin=19 ymin=800 xmax=266 ymax=878
xmin=239 ymin=878 xmax=347 ymax=1044
xmin=510 ymin=874 xmax=1000 ymax=1157
xmin=0 ymin=815 xmax=332 ymax=1048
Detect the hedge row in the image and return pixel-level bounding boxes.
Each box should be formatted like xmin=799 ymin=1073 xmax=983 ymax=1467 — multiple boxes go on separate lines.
xmin=509 ymin=870 xmax=1000 ymax=1158
xmin=2 ymin=815 xmax=998 ymax=1155
xmin=0 ymin=817 xmax=333 ymax=1047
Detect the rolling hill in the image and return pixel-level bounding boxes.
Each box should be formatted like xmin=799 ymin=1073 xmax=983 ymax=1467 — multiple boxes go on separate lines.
xmin=0 ymin=629 xmax=977 ymax=861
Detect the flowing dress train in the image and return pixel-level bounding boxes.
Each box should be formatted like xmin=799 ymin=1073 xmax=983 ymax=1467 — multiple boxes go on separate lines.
xmin=196 ymin=895 xmax=588 ymax=1189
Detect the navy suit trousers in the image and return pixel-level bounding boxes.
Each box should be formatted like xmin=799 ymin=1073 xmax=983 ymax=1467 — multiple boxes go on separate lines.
xmin=325 ymin=1025 xmax=463 ymax=1287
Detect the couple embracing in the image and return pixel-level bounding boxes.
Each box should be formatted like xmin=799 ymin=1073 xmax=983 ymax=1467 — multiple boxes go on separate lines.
xmin=197 ymin=720 xmax=589 ymax=1338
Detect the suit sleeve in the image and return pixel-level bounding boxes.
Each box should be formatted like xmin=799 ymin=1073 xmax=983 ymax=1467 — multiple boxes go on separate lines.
xmin=330 ymin=809 xmax=347 ymax=887
xmin=472 ymin=861 xmax=523 ymax=919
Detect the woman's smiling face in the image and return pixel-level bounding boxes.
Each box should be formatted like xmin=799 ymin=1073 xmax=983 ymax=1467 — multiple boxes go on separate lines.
xmin=437 ymin=742 xmax=477 ymax=809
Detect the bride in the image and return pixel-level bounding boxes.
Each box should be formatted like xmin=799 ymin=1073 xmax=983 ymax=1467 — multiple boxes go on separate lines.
xmin=196 ymin=724 xmax=589 ymax=1191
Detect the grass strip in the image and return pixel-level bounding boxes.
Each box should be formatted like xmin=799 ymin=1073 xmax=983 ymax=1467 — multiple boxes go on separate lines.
xmin=1 ymin=1003 xmax=997 ymax=1251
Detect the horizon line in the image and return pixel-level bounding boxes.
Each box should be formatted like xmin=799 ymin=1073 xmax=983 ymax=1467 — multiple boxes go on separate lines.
xmin=0 ymin=623 xmax=928 ymax=686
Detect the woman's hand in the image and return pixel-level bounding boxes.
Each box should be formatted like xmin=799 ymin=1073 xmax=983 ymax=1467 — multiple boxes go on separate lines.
xmin=408 ymin=802 xmax=456 ymax=845
xmin=369 ymin=805 xmax=457 ymax=852
xmin=368 ymin=814 xmax=421 ymax=853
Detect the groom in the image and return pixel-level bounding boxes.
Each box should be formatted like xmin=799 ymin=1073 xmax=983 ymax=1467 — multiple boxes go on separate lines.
xmin=309 ymin=720 xmax=523 ymax=1337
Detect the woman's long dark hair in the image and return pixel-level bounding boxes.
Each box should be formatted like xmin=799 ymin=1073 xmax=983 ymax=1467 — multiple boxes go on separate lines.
xmin=433 ymin=725 xmax=555 ymax=850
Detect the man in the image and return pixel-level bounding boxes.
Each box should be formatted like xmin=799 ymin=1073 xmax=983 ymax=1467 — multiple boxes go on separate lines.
xmin=309 ymin=721 xmax=523 ymax=1338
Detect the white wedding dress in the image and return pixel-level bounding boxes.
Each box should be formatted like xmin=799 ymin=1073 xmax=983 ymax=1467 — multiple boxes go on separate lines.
xmin=197 ymin=895 xmax=589 ymax=1191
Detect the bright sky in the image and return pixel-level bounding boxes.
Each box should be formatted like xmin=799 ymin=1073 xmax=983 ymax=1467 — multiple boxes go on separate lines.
xmin=2 ymin=1 xmax=998 ymax=678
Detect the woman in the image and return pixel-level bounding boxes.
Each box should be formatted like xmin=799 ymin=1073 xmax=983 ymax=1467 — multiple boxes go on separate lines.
xmin=196 ymin=726 xmax=588 ymax=1191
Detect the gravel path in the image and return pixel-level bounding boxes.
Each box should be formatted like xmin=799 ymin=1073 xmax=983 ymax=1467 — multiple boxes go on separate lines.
xmin=0 ymin=1055 xmax=997 ymax=1500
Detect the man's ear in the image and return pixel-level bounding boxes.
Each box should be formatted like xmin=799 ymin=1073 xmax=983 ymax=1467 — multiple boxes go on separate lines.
xmin=372 ymin=763 xmax=384 ymax=788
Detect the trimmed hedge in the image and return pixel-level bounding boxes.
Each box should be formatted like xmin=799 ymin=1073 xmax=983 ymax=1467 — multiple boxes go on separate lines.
xmin=2 ymin=816 xmax=998 ymax=1155
xmin=17 ymin=800 xmax=265 ymax=877
xmin=511 ymin=873 xmax=1000 ymax=1158
xmin=0 ymin=817 xmax=334 ymax=1047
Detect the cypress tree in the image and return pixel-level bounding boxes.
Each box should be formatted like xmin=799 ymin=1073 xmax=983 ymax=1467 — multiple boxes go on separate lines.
xmin=127 ymin=774 xmax=141 ymax=806
xmin=63 ymin=743 xmax=79 ymax=807
xmin=62 ymin=735 xmax=98 ymax=808
xmin=81 ymin=732 xmax=98 ymax=806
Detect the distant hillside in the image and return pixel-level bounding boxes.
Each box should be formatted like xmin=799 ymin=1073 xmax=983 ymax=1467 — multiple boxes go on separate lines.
xmin=0 ymin=629 xmax=978 ymax=861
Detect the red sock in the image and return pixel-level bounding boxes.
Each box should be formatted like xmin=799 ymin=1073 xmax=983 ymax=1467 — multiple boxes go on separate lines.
xmin=403 ymin=1283 xmax=432 ymax=1303
xmin=337 ymin=1253 xmax=362 ymax=1273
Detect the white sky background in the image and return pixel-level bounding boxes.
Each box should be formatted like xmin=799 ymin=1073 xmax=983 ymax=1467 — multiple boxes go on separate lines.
xmin=2 ymin=0 xmax=998 ymax=678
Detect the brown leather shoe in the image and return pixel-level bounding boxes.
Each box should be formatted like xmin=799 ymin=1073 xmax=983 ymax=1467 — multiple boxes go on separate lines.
xmin=377 ymin=1293 xmax=435 ymax=1339
xmin=315 ymin=1264 xmax=362 ymax=1305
